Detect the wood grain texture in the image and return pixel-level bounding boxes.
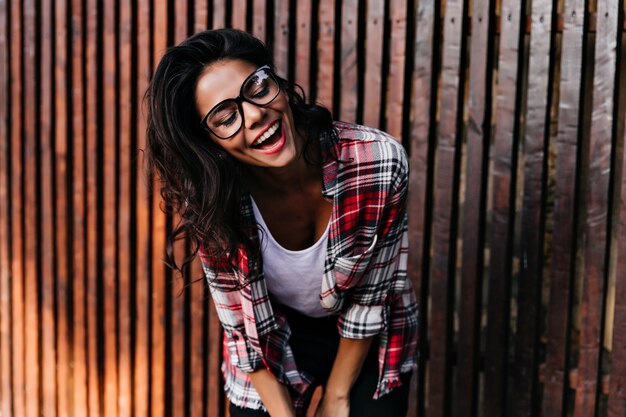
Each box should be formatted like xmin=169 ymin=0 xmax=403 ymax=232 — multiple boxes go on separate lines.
xmin=542 ymin=2 xmax=586 ymax=416
xmin=22 ymin=1 xmax=39 ymax=415
xmin=574 ymin=1 xmax=618 ymax=416
xmin=456 ymin=1 xmax=492 ymax=416
xmin=316 ymin=0 xmax=336 ymax=111
xmin=428 ymin=1 xmax=465 ymax=416
xmin=0 ymin=0 xmax=11 ymax=414
xmin=407 ymin=0 xmax=436 ymax=415
xmin=273 ymin=0 xmax=290 ymax=78
xmin=484 ymin=1 xmax=523 ymax=416
xmin=363 ymin=0 xmax=384 ymax=127
xmin=339 ymin=0 xmax=358 ymax=122
xmin=386 ymin=0 xmax=407 ymax=139
xmin=512 ymin=1 xmax=553 ymax=416
xmin=295 ymin=0 xmax=312 ymax=94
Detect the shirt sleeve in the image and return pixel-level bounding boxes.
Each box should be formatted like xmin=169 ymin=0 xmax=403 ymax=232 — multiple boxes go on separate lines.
xmin=336 ymin=143 xmax=410 ymax=339
xmin=202 ymin=260 xmax=266 ymax=373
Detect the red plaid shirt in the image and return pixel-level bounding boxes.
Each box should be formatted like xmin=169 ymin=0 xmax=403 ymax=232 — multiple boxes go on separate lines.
xmin=200 ymin=122 xmax=418 ymax=413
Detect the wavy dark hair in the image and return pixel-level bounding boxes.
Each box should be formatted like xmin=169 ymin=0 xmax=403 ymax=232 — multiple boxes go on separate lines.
xmin=145 ymin=29 xmax=336 ymax=277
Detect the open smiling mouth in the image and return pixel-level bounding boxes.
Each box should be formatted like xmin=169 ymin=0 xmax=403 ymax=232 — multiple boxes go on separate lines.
xmin=251 ymin=121 xmax=282 ymax=150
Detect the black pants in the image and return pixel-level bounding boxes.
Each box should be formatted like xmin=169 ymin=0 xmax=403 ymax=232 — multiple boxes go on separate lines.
xmin=229 ymin=305 xmax=412 ymax=417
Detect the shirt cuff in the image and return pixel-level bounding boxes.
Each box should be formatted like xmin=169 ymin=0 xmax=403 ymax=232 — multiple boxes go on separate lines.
xmin=226 ymin=328 xmax=264 ymax=373
xmin=337 ymin=303 xmax=387 ymax=339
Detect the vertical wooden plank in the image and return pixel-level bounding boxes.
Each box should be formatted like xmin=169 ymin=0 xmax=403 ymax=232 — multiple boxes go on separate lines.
xmin=407 ymin=0 xmax=436 ymax=415
xmin=363 ymin=0 xmax=384 ymax=127
xmin=9 ymin=5 xmax=25 ymax=417
xmin=118 ymin=0 xmax=133 ymax=415
xmin=23 ymin=0 xmax=40 ymax=415
xmin=102 ymin=0 xmax=119 ymax=414
xmin=54 ymin=0 xmax=72 ymax=414
xmin=542 ymin=1 xmax=585 ymax=416
xmin=608 ymin=40 xmax=626 ymax=416
xmin=171 ymin=8 xmax=190 ymax=417
xmin=189 ymin=259 xmax=207 ymax=417
xmin=316 ymin=0 xmax=335 ymax=111
xmin=207 ymin=298 xmax=222 ymax=417
xmin=273 ymin=0 xmax=290 ymax=78
xmin=428 ymin=0 xmax=465 ymax=416
xmin=574 ymin=1 xmax=618 ymax=416
xmin=295 ymin=0 xmax=312 ymax=94
xmin=386 ymin=0 xmax=407 ymax=139
xmin=71 ymin=0 xmax=88 ymax=413
xmin=85 ymin=0 xmax=102 ymax=413
xmin=40 ymin=0 xmax=58 ymax=414
xmin=152 ymin=0 xmax=169 ymax=414
xmin=0 ymin=0 xmax=12 ymax=413
xmin=339 ymin=0 xmax=358 ymax=123
xmin=512 ymin=1 xmax=553 ymax=416
xmin=232 ymin=0 xmax=247 ymax=31
xmin=134 ymin=0 xmax=151 ymax=415
xmin=194 ymin=0 xmax=208 ymax=33
xmin=213 ymin=0 xmax=227 ymax=29
xmin=484 ymin=1 xmax=523 ymax=416
xmin=252 ymin=0 xmax=267 ymax=42
xmin=176 ymin=0 xmax=188 ymax=42
xmin=456 ymin=0 xmax=492 ymax=416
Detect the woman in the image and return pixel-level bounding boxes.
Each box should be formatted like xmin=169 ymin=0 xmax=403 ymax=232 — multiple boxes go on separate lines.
xmin=145 ymin=29 xmax=418 ymax=417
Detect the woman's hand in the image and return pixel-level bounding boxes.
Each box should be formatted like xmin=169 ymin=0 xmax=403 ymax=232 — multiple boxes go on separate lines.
xmin=313 ymin=392 xmax=349 ymax=417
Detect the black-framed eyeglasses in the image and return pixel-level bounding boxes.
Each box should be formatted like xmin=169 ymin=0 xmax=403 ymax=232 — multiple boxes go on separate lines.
xmin=200 ymin=65 xmax=281 ymax=140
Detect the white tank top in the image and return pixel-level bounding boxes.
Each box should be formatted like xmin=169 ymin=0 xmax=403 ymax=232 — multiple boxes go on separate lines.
xmin=250 ymin=198 xmax=330 ymax=317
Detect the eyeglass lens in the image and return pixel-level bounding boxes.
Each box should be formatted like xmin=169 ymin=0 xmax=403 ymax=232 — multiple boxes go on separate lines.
xmin=207 ymin=68 xmax=279 ymax=139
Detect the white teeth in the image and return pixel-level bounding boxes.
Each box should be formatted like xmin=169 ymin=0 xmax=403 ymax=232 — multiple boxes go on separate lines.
xmin=254 ymin=122 xmax=280 ymax=146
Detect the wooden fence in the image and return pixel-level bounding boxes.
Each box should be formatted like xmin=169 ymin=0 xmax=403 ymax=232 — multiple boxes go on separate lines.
xmin=1 ymin=0 xmax=626 ymax=416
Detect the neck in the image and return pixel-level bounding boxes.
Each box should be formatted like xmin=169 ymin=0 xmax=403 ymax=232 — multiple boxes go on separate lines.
xmin=243 ymin=139 xmax=323 ymax=195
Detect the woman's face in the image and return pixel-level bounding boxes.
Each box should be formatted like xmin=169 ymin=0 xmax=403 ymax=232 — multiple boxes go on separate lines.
xmin=195 ymin=59 xmax=300 ymax=168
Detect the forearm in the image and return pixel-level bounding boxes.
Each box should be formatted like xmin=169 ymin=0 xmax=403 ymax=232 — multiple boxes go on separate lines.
xmin=324 ymin=336 xmax=374 ymax=400
xmin=248 ymin=367 xmax=296 ymax=417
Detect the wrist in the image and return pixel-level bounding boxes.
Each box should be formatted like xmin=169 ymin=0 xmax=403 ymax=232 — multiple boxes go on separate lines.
xmin=323 ymin=385 xmax=350 ymax=401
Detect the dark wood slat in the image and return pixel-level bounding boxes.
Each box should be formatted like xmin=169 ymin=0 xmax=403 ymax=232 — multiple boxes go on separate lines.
xmin=574 ymin=1 xmax=619 ymax=416
xmin=212 ymin=0 xmax=226 ymax=29
xmin=23 ymin=2 xmax=40 ymax=416
xmin=484 ymin=2 xmax=522 ymax=416
xmin=456 ymin=0 xmax=491 ymax=415
xmin=189 ymin=261 xmax=206 ymax=417
xmin=0 ymin=0 xmax=11 ymax=410
xmin=608 ymin=45 xmax=626 ymax=416
xmin=232 ymin=0 xmax=247 ymax=31
xmin=85 ymin=0 xmax=101 ymax=413
xmin=207 ymin=298 xmax=222 ymax=417
xmin=428 ymin=1 xmax=465 ymax=416
xmin=252 ymin=0 xmax=267 ymax=42
xmin=339 ymin=0 xmax=358 ymax=123
xmin=316 ymin=0 xmax=335 ymax=112
xmin=40 ymin=0 xmax=58 ymax=414
xmin=512 ymin=1 xmax=553 ymax=416
xmin=362 ymin=0 xmax=384 ymax=127
xmin=133 ymin=0 xmax=152 ymax=415
xmin=70 ymin=0 xmax=88 ymax=409
xmin=171 ymin=240 xmax=186 ymax=417
xmin=407 ymin=1 xmax=436 ymax=415
xmin=102 ymin=0 xmax=118 ymax=414
xmin=152 ymin=3 xmax=169 ymax=415
xmin=386 ymin=0 xmax=407 ymax=139
xmin=542 ymin=1 xmax=585 ymax=416
xmin=273 ymin=0 xmax=290 ymax=78
xmin=175 ymin=0 xmax=188 ymax=42
xmin=54 ymin=0 xmax=72 ymax=414
xmin=194 ymin=0 xmax=208 ymax=33
xmin=117 ymin=1 xmax=133 ymax=415
xmin=295 ymin=0 xmax=312 ymax=95
xmin=9 ymin=2 xmax=25 ymax=409
xmin=171 ymin=7 xmax=189 ymax=417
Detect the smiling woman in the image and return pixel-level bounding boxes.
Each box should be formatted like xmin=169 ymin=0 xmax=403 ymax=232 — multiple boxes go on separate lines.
xmin=144 ymin=29 xmax=418 ymax=417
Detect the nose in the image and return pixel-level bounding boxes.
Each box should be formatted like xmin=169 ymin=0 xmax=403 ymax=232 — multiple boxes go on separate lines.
xmin=241 ymin=101 xmax=265 ymax=130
